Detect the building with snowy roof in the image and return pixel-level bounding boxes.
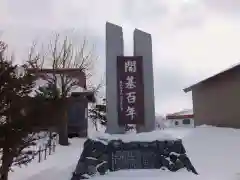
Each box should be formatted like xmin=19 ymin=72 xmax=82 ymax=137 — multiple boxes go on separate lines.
xmin=29 ymin=68 xmax=95 ymax=137
xmin=166 ymin=109 xmax=194 ymax=128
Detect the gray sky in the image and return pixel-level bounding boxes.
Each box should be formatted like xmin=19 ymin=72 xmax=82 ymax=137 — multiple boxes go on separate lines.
xmin=1 ymin=0 xmax=240 ymax=115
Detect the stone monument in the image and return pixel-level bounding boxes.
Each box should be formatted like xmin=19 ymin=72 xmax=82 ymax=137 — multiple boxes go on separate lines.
xmin=70 ymin=22 xmax=198 ymax=180
xmin=105 ymin=22 xmax=155 ymax=133
xmin=105 ymin=22 xmax=125 ymax=134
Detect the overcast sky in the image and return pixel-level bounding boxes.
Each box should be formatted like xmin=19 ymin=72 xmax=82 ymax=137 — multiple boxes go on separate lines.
xmin=1 ymin=0 xmax=240 ymax=115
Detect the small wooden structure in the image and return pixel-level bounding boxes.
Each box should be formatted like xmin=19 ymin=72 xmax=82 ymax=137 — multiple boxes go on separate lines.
xmin=29 ymin=68 xmax=95 ymax=137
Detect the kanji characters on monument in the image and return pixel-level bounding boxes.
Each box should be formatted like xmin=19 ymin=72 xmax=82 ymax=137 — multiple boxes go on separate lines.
xmin=126 ymin=106 xmax=136 ymax=120
xmin=117 ymin=56 xmax=145 ymax=125
xmin=125 ymin=76 xmax=136 ymax=89
xmin=125 ymin=60 xmax=137 ymax=73
xmin=126 ymin=92 xmax=136 ymax=104
xmin=124 ymin=60 xmax=138 ymax=121
xmin=119 ymin=80 xmax=124 ymax=111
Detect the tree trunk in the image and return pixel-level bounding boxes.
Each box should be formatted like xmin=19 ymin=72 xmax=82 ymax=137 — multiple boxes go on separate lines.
xmin=58 ymin=109 xmax=69 ymax=146
xmin=0 ymin=148 xmax=13 ymax=180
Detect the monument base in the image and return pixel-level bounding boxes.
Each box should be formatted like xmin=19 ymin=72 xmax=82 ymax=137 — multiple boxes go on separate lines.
xmin=71 ymin=131 xmax=198 ymax=180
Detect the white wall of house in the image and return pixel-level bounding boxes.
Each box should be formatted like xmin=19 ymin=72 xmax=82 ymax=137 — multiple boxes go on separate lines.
xmin=167 ymin=118 xmax=194 ymax=128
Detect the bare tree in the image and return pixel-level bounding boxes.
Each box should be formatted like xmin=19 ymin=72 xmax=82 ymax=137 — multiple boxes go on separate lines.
xmin=27 ymin=34 xmax=100 ymax=145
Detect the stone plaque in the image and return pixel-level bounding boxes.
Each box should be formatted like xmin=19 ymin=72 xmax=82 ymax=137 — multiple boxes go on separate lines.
xmin=112 ymin=150 xmax=142 ymax=170
xmin=141 ymin=151 xmax=157 ymax=169
xmin=111 ymin=149 xmax=157 ymax=171
xmin=116 ymin=56 xmax=145 ymax=125
xmin=71 ymin=139 xmax=198 ymax=180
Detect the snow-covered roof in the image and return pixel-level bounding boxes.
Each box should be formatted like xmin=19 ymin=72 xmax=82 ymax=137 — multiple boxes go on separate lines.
xmin=29 ymin=73 xmax=86 ymax=97
xmin=184 ymin=62 xmax=240 ymax=93
xmin=165 ymin=109 xmax=194 ymax=120
xmin=169 ymin=109 xmax=193 ymax=116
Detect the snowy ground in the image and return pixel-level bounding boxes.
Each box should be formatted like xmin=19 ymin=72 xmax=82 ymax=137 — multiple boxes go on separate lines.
xmin=9 ymin=125 xmax=240 ymax=180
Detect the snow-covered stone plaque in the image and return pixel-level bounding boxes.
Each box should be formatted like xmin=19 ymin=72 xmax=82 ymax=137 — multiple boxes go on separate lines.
xmin=71 ymin=137 xmax=198 ymax=180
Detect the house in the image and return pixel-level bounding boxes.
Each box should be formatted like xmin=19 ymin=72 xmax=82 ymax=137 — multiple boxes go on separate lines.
xmin=183 ymin=64 xmax=240 ymax=128
xmin=166 ymin=109 xmax=194 ymax=128
xmin=28 ymin=68 xmax=95 ymax=137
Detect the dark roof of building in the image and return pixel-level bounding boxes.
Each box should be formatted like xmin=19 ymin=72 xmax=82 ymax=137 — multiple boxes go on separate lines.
xmin=71 ymin=91 xmax=96 ymax=103
xmin=166 ymin=114 xmax=194 ymax=120
xmin=183 ymin=63 xmax=240 ymax=93
xmin=28 ymin=68 xmax=85 ymax=75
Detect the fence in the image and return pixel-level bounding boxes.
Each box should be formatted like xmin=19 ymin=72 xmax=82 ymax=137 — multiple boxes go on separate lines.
xmin=0 ymin=133 xmax=59 ymax=167
xmin=15 ymin=133 xmax=59 ymax=165
xmin=33 ymin=133 xmax=58 ymax=163
xmin=36 ymin=138 xmax=57 ymax=163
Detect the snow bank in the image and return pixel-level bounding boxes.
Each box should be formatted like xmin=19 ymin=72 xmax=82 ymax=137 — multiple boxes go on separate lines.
xmin=9 ymin=138 xmax=85 ymax=180
xmin=182 ymin=126 xmax=240 ymax=176
xmin=9 ymin=126 xmax=240 ymax=180
xmin=90 ymin=169 xmax=201 ymax=180
xmin=89 ymin=130 xmax=179 ymax=144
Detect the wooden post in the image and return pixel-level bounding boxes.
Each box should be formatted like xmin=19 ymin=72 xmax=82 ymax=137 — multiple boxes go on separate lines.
xmin=49 ymin=144 xmax=52 ymax=155
xmin=44 ymin=145 xmax=47 ymax=160
xmin=53 ymin=141 xmax=56 ymax=152
xmin=38 ymin=146 xmax=41 ymax=163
